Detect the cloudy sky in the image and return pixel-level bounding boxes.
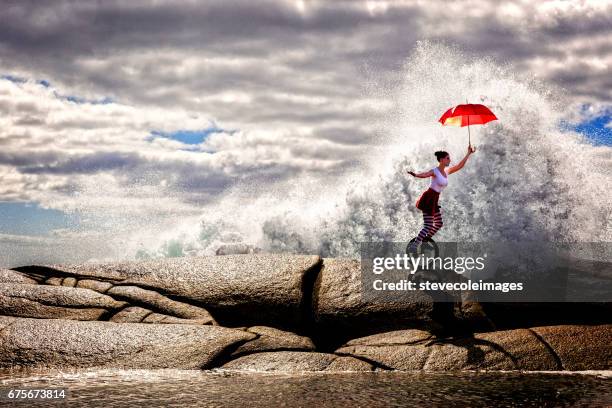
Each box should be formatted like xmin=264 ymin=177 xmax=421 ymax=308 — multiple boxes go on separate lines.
xmin=0 ymin=0 xmax=610 ymax=252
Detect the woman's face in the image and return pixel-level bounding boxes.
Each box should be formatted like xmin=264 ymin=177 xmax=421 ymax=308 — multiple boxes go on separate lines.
xmin=442 ymin=155 xmax=451 ymax=166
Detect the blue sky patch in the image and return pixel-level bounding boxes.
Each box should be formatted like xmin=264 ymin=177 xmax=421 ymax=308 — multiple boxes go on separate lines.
xmin=3 ymin=74 xmax=113 ymax=104
xmin=61 ymin=94 xmax=114 ymax=105
xmin=0 ymin=201 xmax=80 ymax=237
xmin=1 ymin=74 xmax=27 ymax=84
xmin=149 ymin=125 xmax=231 ymax=145
xmin=3 ymin=75 xmax=50 ymax=88
xmin=560 ymin=109 xmax=612 ymax=146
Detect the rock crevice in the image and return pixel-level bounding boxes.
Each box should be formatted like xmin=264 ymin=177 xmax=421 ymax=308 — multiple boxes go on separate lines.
xmin=527 ymin=328 xmax=564 ymax=370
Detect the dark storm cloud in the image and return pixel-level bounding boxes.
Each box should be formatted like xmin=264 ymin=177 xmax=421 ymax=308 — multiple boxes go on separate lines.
xmin=0 ymin=150 xmax=63 ymax=167
xmin=550 ymin=69 xmax=612 ymax=101
xmin=0 ymin=1 xmax=421 ymax=104
xmin=315 ymin=126 xmax=374 ymax=145
xmin=2 ymin=1 xmax=608 ymax=130
xmin=18 ymin=151 xmax=142 ymax=174
xmin=536 ymin=11 xmax=612 ymax=38
xmin=0 ymin=1 xmax=418 ymax=52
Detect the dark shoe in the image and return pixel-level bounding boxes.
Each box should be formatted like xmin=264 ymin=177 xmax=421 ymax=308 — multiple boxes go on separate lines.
xmin=406 ymin=242 xmax=419 ymax=258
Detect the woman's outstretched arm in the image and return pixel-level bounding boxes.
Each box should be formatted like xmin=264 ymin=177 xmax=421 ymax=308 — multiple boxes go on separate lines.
xmin=448 ymin=144 xmax=476 ymax=175
xmin=407 ymin=169 xmax=434 ymax=178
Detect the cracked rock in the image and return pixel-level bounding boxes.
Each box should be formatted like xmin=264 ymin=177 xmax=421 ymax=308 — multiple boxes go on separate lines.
xmin=313 ymin=258 xmax=434 ymax=342
xmin=231 ymin=326 xmax=316 ymax=357
xmin=531 ymin=324 xmax=612 ymax=370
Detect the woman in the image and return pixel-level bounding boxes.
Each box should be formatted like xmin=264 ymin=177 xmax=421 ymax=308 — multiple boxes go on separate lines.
xmin=406 ymin=144 xmax=476 ymax=254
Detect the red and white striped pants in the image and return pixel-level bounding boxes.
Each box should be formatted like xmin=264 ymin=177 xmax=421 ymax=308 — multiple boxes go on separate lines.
xmin=414 ymin=206 xmax=443 ymax=244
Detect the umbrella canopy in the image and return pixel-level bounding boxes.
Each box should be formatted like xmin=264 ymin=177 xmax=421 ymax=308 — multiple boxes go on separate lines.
xmin=438 ymin=103 xmax=497 ymax=144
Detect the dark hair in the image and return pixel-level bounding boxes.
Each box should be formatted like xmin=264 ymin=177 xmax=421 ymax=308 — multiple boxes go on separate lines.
xmin=434 ymin=151 xmax=449 ymax=161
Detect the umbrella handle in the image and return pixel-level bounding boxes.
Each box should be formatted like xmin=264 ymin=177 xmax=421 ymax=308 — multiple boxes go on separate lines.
xmin=466 ymin=98 xmax=471 ymax=146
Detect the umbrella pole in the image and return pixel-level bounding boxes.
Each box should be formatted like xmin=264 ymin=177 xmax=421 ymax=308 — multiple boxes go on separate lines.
xmin=466 ymin=98 xmax=471 ymax=147
xmin=467 ymin=116 xmax=471 ymax=146
xmin=468 ymin=125 xmax=471 ymax=146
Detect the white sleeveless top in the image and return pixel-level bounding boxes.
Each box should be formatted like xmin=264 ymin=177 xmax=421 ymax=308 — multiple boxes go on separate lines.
xmin=429 ymin=167 xmax=448 ymax=193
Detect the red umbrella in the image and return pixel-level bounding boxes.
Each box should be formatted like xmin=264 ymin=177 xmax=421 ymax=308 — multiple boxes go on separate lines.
xmin=438 ymin=103 xmax=497 ymax=145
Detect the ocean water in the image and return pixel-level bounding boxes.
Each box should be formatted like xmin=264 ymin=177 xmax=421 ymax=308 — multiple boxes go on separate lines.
xmin=0 ymin=369 xmax=610 ymax=407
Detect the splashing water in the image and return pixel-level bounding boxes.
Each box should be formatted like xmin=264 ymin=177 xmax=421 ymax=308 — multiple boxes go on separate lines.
xmin=129 ymin=41 xmax=608 ymax=260
xmin=3 ymin=41 xmax=610 ymax=267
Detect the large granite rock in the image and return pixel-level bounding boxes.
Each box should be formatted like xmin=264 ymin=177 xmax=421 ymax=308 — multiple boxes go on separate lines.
xmin=14 ymin=254 xmax=322 ymax=328
xmin=3 ymin=254 xmax=610 ymax=372
xmin=222 ymin=351 xmax=373 ymax=372
xmin=312 ymin=258 xmax=434 ymax=344
xmin=0 ymin=283 xmax=127 ymax=320
xmin=336 ymin=325 xmax=612 ymax=371
xmin=0 ymin=316 xmax=256 ymax=370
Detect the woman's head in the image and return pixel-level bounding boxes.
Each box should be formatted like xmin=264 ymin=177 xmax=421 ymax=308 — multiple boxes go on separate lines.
xmin=435 ymin=150 xmax=451 ymax=166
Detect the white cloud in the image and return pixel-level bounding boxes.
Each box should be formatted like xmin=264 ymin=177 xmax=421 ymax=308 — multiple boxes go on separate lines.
xmin=0 ymin=77 xmax=363 ymax=216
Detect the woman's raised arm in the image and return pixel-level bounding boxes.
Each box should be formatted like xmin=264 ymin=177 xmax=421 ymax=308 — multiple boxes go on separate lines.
xmin=448 ymin=144 xmax=476 ymax=175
